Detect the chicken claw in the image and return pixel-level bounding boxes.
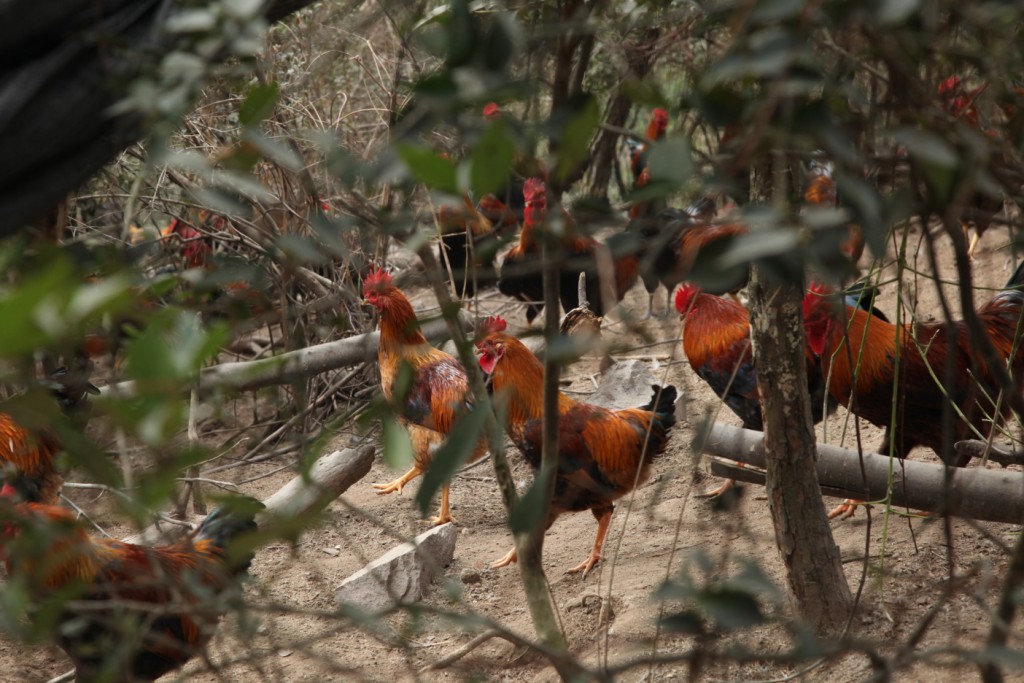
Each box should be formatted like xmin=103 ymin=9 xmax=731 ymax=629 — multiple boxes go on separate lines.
xmin=490 ymin=547 xmax=518 ymax=570
xmin=372 ymin=467 xmax=421 ymax=497
xmin=565 ymin=552 xmax=602 ymax=580
xmin=697 ymin=478 xmax=736 ymax=499
xmin=828 ymin=499 xmax=863 ymax=520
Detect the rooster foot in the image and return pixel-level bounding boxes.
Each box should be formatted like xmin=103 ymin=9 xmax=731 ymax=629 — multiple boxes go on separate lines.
xmin=373 ymin=481 xmax=405 ymax=496
xmin=422 ymin=512 xmax=456 ymax=527
xmin=828 ymin=499 xmax=865 ymax=520
xmin=697 ymin=478 xmax=736 ymax=499
xmin=490 ymin=547 xmax=517 ymax=570
xmin=565 ymin=552 xmax=602 ymax=580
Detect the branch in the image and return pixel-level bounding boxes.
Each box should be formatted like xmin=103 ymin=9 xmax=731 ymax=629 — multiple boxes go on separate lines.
xmin=703 ymin=424 xmax=1024 ymax=524
xmin=126 ymin=444 xmax=374 ymax=544
xmin=99 ymin=311 xmax=472 ymax=397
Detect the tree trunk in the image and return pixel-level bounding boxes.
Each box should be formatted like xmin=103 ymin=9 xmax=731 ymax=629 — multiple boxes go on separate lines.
xmin=586 ymin=27 xmax=661 ymax=198
xmin=747 ymin=269 xmax=853 ymax=633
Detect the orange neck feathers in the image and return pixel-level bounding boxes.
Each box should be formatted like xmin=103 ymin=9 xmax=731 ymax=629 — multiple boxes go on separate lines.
xmin=485 ymin=334 xmax=574 ymax=422
xmin=377 ymin=289 xmax=429 ymax=350
xmin=680 ymin=293 xmax=750 ymax=362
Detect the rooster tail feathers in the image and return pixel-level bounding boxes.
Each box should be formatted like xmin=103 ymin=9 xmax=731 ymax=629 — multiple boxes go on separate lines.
xmin=642 ymin=385 xmax=678 ymax=429
xmin=1004 ymin=260 xmax=1024 ymax=291
xmin=194 ymin=498 xmax=263 ymax=572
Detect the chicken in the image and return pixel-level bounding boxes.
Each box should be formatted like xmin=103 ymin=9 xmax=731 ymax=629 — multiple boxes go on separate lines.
xmin=625 ymin=108 xmax=670 ymax=220
xmin=674 ymin=285 xmax=837 ymax=497
xmin=804 ymin=159 xmax=865 ymax=264
xmin=436 ymin=193 xmax=503 ymax=298
xmin=632 ymin=197 xmax=718 ymax=317
xmin=362 ymin=268 xmax=488 ymax=525
xmin=0 ymin=486 xmax=260 ymax=682
xmin=802 ymin=261 xmax=1024 ymax=517
xmin=634 ymin=197 xmax=746 ymax=318
xmin=476 ymin=316 xmax=677 ymax=577
xmin=498 ymin=178 xmax=639 ymax=324
xmin=0 ymin=366 xmax=99 ymax=505
xmin=937 ymin=75 xmax=1006 ymax=260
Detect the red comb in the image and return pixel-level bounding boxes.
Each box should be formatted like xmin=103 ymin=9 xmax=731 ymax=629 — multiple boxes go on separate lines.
xmin=653 ymin=108 xmax=669 ymax=122
xmin=483 ymin=102 xmax=501 ymax=119
xmin=523 ymin=178 xmax=545 ymax=201
xmin=937 ymin=75 xmax=962 ymax=96
xmin=482 ymin=315 xmax=507 ymax=336
xmin=0 ymin=483 xmax=15 ymax=498
xmin=674 ymin=284 xmax=700 ymax=314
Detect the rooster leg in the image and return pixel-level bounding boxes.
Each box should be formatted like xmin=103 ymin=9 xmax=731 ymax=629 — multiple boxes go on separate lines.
xmin=697 ymin=461 xmax=746 ymax=498
xmin=425 ymin=485 xmax=456 ymax=526
xmin=490 ymin=546 xmax=518 ymax=569
xmin=566 ymin=505 xmax=613 ymax=579
xmin=643 ymin=291 xmax=655 ymax=320
xmin=698 ymin=478 xmax=736 ymax=498
xmin=372 ymin=466 xmax=422 ymax=496
xmin=966 ymin=225 xmax=981 ymax=261
xmin=828 ymin=499 xmax=864 ymax=520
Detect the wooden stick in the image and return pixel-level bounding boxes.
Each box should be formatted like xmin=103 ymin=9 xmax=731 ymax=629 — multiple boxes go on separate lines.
xmin=702 ymin=424 xmax=1024 ymax=524
xmin=99 ymin=313 xmax=472 ymax=398
xmin=125 ymin=444 xmax=375 ymax=544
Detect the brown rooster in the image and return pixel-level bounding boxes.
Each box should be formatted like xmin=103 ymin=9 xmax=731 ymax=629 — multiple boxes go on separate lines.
xmin=0 ymin=486 xmax=260 ymax=682
xmin=937 ymin=75 xmax=1007 ymax=260
xmin=498 ymin=178 xmax=638 ymax=323
xmin=0 ymin=366 xmax=99 ymax=505
xmin=802 ymin=261 xmax=1024 ymax=517
xmin=476 ymin=316 xmax=677 ymax=577
xmin=363 ymin=268 xmax=487 ymax=525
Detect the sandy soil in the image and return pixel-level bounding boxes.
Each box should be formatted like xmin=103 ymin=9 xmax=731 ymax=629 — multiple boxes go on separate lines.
xmin=3 ymin=219 xmax=1024 ymax=683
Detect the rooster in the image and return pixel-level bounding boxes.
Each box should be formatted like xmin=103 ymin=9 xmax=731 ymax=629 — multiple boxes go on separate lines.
xmin=498 ymin=178 xmax=638 ymax=324
xmin=631 ymin=197 xmax=718 ymax=317
xmin=476 ymin=316 xmax=677 ymax=577
xmin=0 ymin=366 xmax=99 ymax=505
xmin=803 ymin=262 xmax=1024 ymax=517
xmin=363 ymin=268 xmax=487 ymax=525
xmin=937 ymin=75 xmax=1007 ymax=260
xmin=0 ymin=486 xmax=260 ymax=682
xmin=435 ymin=193 xmax=503 ymax=299
xmin=625 ymin=108 xmax=670 ymax=220
xmin=804 ymin=159 xmax=865 ymax=264
xmin=674 ymin=285 xmax=837 ymax=497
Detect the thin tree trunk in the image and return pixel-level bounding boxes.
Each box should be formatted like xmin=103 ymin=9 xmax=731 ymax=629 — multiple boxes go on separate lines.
xmin=747 ymin=270 xmax=853 ymax=633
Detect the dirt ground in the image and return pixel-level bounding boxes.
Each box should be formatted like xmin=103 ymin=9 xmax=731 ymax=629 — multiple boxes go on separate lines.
xmin=4 ymin=219 xmax=1024 ymax=682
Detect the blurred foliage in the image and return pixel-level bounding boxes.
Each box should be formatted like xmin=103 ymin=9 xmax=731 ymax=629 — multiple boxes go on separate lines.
xmin=2 ymin=0 xmax=1024 ymax=678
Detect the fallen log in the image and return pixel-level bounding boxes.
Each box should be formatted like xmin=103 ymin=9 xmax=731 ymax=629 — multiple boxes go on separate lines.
xmin=99 ymin=311 xmax=472 ymax=398
xmin=702 ymin=424 xmax=1024 ymax=524
xmin=126 ymin=443 xmax=375 ymax=544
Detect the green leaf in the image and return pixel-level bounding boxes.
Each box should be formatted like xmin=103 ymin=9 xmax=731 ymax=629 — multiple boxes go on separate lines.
xmin=660 ymin=611 xmax=704 ymax=634
xmin=398 ymin=145 xmax=459 ymax=193
xmin=647 ymin=138 xmax=694 ymax=188
xmin=696 ymin=588 xmax=765 ymax=632
xmin=469 ymin=121 xmax=516 ymax=196
xmin=415 ymin=407 xmax=487 ymax=516
xmin=239 ymin=83 xmax=280 ymax=127
xmin=622 ymin=80 xmax=669 ymax=108
xmin=483 ymin=13 xmax=519 ymax=70
xmin=554 ymin=96 xmax=600 ymax=182
xmin=510 ymin=467 xmax=552 ymax=535
xmin=447 ymin=0 xmax=477 ymax=67
xmin=382 ymin=417 xmax=414 ymax=471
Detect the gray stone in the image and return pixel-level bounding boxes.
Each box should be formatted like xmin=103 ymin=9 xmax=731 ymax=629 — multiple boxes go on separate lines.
xmin=588 ymin=359 xmax=657 ymax=410
xmin=335 ymin=523 xmax=458 ymax=612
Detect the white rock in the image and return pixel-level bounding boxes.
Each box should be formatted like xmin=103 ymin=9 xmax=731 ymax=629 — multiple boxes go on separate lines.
xmin=588 ymin=359 xmax=658 ymax=410
xmin=335 ymin=523 xmax=458 ymax=612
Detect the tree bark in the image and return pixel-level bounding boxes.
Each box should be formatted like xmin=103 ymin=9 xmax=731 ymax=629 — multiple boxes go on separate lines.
xmin=747 ymin=270 xmax=853 ymax=633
